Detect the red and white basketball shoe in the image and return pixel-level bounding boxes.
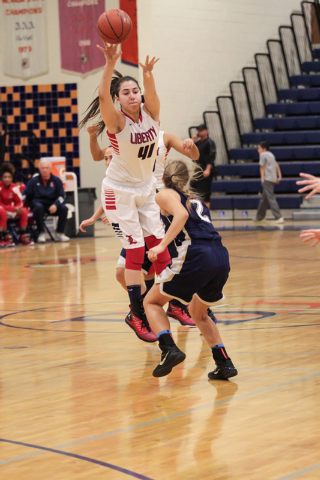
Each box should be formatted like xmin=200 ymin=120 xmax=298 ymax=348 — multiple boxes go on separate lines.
xmin=166 ymin=301 xmax=196 ymax=327
xmin=125 ymin=309 xmax=157 ymax=343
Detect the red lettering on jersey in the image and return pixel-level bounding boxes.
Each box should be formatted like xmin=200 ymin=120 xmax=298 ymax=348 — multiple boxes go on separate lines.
xmin=130 ymin=127 xmax=158 ymax=144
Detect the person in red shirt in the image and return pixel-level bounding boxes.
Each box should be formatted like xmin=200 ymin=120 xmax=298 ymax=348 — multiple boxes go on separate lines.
xmin=0 ymin=163 xmax=33 ymax=247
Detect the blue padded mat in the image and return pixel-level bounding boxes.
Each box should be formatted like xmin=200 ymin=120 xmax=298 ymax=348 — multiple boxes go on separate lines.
xmin=212 ymin=178 xmax=299 ymax=194
xmin=210 ymin=195 xmax=302 ymax=210
xmin=302 ymin=61 xmax=320 ymax=73
xmin=279 ymin=89 xmax=320 ymax=101
xmin=291 ymin=75 xmax=320 ymax=87
xmin=267 ymin=102 xmax=320 ymax=115
xmin=229 ymin=145 xmax=320 ymax=160
xmin=242 ymin=130 xmax=320 ymax=145
xmin=216 ymin=161 xmax=320 ymax=177
xmin=255 ymin=116 xmax=320 ymax=130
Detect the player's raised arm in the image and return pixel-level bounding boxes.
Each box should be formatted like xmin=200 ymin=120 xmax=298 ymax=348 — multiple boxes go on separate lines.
xmin=139 ymin=56 xmax=160 ymax=122
xmin=87 ymin=124 xmax=107 ymax=161
xmin=164 ymin=133 xmax=200 ymax=161
xmin=97 ymin=43 xmax=125 ymax=133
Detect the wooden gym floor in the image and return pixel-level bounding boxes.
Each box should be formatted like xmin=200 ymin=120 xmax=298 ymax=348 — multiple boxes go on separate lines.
xmin=1 ymin=220 xmax=320 ymax=480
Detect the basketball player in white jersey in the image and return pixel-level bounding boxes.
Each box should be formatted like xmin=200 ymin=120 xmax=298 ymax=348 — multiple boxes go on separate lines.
xmin=84 ymin=125 xmax=201 ymax=331
xmin=79 ymin=43 xmax=171 ymax=342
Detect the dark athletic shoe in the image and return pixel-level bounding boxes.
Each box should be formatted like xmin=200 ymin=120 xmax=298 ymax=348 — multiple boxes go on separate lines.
xmin=125 ymin=311 xmax=157 ymax=343
xmin=167 ymin=301 xmax=196 ymax=327
xmin=208 ymin=359 xmax=238 ymax=380
xmin=153 ymin=346 xmax=186 ymax=377
xmin=207 ymin=308 xmax=217 ymax=324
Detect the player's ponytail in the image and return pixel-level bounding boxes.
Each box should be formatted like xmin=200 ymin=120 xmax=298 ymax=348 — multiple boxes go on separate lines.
xmin=163 ymin=160 xmax=202 ymax=211
xmin=78 ymin=89 xmax=105 ymax=136
xmin=78 ymin=70 xmax=141 ymax=135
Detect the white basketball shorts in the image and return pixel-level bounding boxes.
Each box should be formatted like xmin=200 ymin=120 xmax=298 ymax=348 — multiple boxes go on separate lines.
xmin=101 ymin=175 xmax=165 ymax=249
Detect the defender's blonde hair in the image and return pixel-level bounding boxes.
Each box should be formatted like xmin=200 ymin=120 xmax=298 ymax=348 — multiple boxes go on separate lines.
xmin=162 ymin=159 xmax=203 ymax=210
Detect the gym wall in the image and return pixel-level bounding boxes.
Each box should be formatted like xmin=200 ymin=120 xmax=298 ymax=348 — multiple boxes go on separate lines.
xmin=0 ymin=0 xmax=302 ymax=208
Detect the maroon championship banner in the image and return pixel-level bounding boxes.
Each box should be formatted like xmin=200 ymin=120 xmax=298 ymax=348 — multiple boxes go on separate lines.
xmin=58 ymin=0 xmax=105 ymax=76
xmin=120 ymin=0 xmax=138 ymax=67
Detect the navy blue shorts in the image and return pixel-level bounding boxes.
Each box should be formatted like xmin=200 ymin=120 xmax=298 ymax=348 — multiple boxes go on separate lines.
xmin=157 ymin=239 xmax=230 ymax=305
xmin=117 ymin=247 xmax=153 ymax=275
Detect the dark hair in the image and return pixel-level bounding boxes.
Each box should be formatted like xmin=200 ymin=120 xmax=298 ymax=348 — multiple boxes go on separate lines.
xmin=78 ymin=70 xmax=141 ymax=136
xmin=259 ymin=141 xmax=269 ymax=151
xmin=163 ymin=160 xmax=202 ymax=211
xmin=0 ymin=162 xmax=15 ymax=178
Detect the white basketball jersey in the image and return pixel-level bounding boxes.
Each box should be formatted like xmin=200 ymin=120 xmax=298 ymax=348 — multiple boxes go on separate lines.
xmin=154 ymin=131 xmax=170 ymax=190
xmin=106 ymin=104 xmax=159 ymax=186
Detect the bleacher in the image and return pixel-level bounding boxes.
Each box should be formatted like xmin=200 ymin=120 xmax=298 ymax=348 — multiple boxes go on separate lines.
xmin=190 ymin=1 xmax=320 ymax=220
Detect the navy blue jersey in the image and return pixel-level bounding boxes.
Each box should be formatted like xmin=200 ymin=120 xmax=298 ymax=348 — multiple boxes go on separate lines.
xmin=160 ymin=189 xmax=221 ymax=256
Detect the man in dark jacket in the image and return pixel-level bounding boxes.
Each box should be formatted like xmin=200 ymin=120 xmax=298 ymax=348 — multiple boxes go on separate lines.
xmin=191 ymin=124 xmax=216 ymax=208
xmin=23 ymin=160 xmax=69 ymax=243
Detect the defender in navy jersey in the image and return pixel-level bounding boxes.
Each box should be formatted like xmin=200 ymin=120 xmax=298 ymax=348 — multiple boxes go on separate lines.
xmin=144 ymin=159 xmax=238 ymax=380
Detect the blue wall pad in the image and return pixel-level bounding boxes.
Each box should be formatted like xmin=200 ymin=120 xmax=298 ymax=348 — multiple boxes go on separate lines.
xmin=230 ymin=145 xmax=320 ymax=160
xmin=279 ymin=88 xmax=320 ymax=101
xmin=242 ymin=130 xmax=320 ymax=145
xmin=216 ymin=161 xmax=320 ymax=177
xmin=255 ymin=117 xmax=320 ymax=131
xmin=210 ymin=195 xmax=302 ymax=210
xmin=233 ymin=195 xmax=301 ymax=210
xmin=267 ymin=102 xmax=320 ymax=115
xmin=212 ymin=179 xmax=299 ymax=194
xmin=291 ymin=75 xmax=320 ymax=87
xmin=210 ymin=196 xmax=233 ymax=210
xmin=302 ymin=61 xmax=320 ymax=73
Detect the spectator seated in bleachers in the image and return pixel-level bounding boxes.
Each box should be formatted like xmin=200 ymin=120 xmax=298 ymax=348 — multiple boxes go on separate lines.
xmin=0 ymin=163 xmax=33 ymax=247
xmin=22 ymin=159 xmax=70 ymax=243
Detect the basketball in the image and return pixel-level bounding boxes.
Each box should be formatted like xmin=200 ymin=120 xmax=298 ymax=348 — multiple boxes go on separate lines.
xmin=97 ymin=9 xmax=132 ymax=45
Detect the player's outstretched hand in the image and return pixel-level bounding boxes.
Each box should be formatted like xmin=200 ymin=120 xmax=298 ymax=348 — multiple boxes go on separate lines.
xmin=182 ymin=138 xmax=195 ymax=151
xmin=80 ymin=217 xmax=95 ymax=232
xmin=296 ymin=173 xmax=320 ymax=200
xmin=97 ymin=42 xmax=121 ymax=64
xmin=139 ymin=56 xmax=159 ymax=77
xmin=147 ymin=244 xmax=165 ymax=262
xmin=300 ymin=229 xmax=320 ymax=247
xmin=87 ymin=124 xmax=100 ymax=137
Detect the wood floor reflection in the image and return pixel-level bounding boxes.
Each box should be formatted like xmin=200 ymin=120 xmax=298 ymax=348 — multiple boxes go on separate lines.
xmin=1 ymin=220 xmax=320 ymax=480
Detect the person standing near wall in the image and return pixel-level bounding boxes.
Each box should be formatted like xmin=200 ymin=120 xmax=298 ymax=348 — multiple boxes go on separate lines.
xmin=255 ymin=141 xmax=284 ymax=224
xmin=191 ymin=124 xmax=216 ymax=209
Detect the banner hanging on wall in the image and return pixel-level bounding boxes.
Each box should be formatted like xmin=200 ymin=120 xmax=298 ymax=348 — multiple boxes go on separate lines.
xmin=58 ymin=0 xmax=105 ymax=76
xmin=120 ymin=0 xmax=138 ymax=67
xmin=2 ymin=0 xmax=48 ymax=80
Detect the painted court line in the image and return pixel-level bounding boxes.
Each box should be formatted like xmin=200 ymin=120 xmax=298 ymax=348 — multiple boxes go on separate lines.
xmin=0 ymin=439 xmax=154 ymax=480
xmin=1 ymin=371 xmax=320 ymax=469
xmin=275 ymin=462 xmax=320 ymax=479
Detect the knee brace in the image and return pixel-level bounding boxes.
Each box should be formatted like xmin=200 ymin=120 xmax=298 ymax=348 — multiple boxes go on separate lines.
xmin=145 ymin=235 xmax=171 ymax=275
xmin=125 ymin=246 xmax=145 ymax=271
